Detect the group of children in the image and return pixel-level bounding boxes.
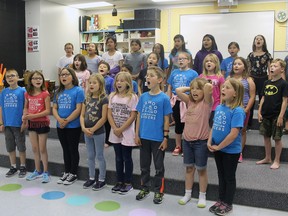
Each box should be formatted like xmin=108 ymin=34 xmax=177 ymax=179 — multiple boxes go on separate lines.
xmin=1 ymin=33 xmax=288 ymax=215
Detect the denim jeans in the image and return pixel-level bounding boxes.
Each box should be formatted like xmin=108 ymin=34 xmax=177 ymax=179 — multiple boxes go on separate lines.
xmin=84 ymin=133 xmax=106 ymax=181
xmin=112 ymin=143 xmax=133 ymax=184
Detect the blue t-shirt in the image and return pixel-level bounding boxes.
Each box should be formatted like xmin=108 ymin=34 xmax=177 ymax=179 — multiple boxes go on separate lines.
xmin=54 ymin=86 xmax=85 ymax=128
xmin=104 ymin=75 xmax=114 ymax=95
xmin=0 ymin=87 xmax=25 ymax=127
xmin=167 ymin=68 xmax=198 ymax=94
xmin=132 ymin=80 xmax=138 ymax=94
xmin=136 ymin=92 xmax=172 ymax=142
xmin=158 ymin=58 xmax=169 ymax=70
xmin=212 ymin=104 xmax=245 ymax=154
xmin=220 ymin=56 xmax=234 ymax=78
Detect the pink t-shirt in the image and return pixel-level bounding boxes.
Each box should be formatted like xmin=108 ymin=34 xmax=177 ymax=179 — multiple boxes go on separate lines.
xmin=76 ymin=69 xmax=90 ymax=90
xmin=199 ymin=74 xmax=225 ymax=110
xmin=108 ymin=94 xmax=138 ymax=146
xmin=24 ymin=90 xmax=50 ymax=123
xmin=183 ymin=100 xmax=212 ymax=141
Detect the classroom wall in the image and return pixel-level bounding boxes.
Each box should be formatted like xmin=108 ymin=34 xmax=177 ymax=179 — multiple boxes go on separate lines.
xmin=25 ymin=0 xmax=83 ymax=83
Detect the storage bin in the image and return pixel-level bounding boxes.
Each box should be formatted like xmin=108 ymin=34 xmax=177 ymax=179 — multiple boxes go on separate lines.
xmin=134 ymin=10 xmax=145 ymax=20
xmin=145 ymin=9 xmax=161 ymax=21
xmin=144 ymin=20 xmax=160 ymax=28
xmin=115 ymin=33 xmax=127 ymax=42
xmin=134 ymin=20 xmax=145 ymax=28
xmin=130 ymin=32 xmax=141 ymax=38
xmin=123 ymin=20 xmax=134 ymax=29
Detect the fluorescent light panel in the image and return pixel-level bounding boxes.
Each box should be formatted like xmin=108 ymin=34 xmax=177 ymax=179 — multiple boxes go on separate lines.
xmin=69 ymin=2 xmax=112 ymax=9
xmin=152 ymin=0 xmax=180 ymax=2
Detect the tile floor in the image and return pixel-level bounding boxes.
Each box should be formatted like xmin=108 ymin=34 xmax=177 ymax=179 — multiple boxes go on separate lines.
xmin=0 ymin=167 xmax=286 ymax=216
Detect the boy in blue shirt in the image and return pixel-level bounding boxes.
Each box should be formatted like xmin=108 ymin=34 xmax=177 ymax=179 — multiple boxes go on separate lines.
xmin=0 ymin=69 xmax=27 ymax=178
xmin=135 ymin=66 xmax=172 ymax=204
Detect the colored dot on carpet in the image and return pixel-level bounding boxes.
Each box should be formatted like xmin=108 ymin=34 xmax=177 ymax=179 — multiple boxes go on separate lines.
xmin=95 ymin=201 xmax=120 ymax=212
xmin=129 ymin=209 xmax=157 ymax=216
xmin=20 ymin=187 xmax=44 ymax=196
xmin=0 ymin=184 xmax=22 ymax=192
xmin=66 ymin=196 xmax=91 ymax=206
xmin=42 ymin=191 xmax=65 ymax=200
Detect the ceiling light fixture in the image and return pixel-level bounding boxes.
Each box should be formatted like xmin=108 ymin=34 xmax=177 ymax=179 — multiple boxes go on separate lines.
xmin=69 ymin=2 xmax=112 ymax=9
xmin=112 ymin=5 xmax=117 ymax=16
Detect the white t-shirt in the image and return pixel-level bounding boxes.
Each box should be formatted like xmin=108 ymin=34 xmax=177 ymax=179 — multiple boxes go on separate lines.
xmin=56 ymin=55 xmax=74 ymax=69
xmin=102 ymin=51 xmax=123 ymax=69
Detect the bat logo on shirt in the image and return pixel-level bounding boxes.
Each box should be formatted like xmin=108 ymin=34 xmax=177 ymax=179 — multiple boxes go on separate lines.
xmin=264 ymin=85 xmax=278 ymax=96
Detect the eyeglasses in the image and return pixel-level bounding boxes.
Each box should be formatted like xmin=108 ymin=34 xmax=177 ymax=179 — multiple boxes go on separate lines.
xmin=178 ymin=58 xmax=188 ymax=61
xmin=6 ymin=74 xmax=17 ymax=79
xmin=31 ymin=77 xmax=43 ymax=81
xmin=59 ymin=73 xmax=71 ymax=78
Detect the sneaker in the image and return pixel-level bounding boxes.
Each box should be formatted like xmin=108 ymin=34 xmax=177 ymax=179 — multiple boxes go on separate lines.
xmin=26 ymin=170 xmax=42 ymax=181
xmin=42 ymin=172 xmax=50 ymax=183
xmin=153 ymin=192 xmax=164 ymax=204
xmin=209 ymin=201 xmax=222 ymax=213
xmin=119 ymin=184 xmax=133 ymax=195
xmin=83 ymin=179 xmax=95 ymax=189
xmin=63 ymin=173 xmax=77 ymax=185
xmin=92 ymin=181 xmax=106 ymax=191
xmin=172 ymin=146 xmax=181 ymax=156
xmin=18 ymin=166 xmax=27 ymax=178
xmin=57 ymin=172 xmax=69 ymax=184
xmin=111 ymin=182 xmax=123 ymax=193
xmin=214 ymin=202 xmax=233 ymax=215
xmin=5 ymin=167 xmax=18 ymax=177
xmin=238 ymin=153 xmax=243 ymax=163
xmin=136 ymin=189 xmax=150 ymax=201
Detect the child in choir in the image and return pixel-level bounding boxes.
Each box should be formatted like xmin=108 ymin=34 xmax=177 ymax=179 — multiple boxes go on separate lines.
xmin=176 ymin=78 xmax=213 ymax=208
xmin=228 ymin=57 xmax=256 ymax=162
xmin=102 ymin=36 xmax=124 ymax=78
xmin=98 ymin=61 xmax=114 ymax=95
xmin=80 ymin=74 xmax=108 ymax=190
xmin=85 ymin=43 xmax=102 ymax=73
xmin=124 ymin=39 xmax=147 ymax=80
xmin=121 ymin=64 xmax=139 ymax=94
xmin=135 ymin=66 xmax=172 ymax=204
xmin=23 ymin=71 xmax=51 ymax=183
xmin=256 ymin=59 xmax=288 ymax=169
xmin=194 ymin=34 xmax=223 ymax=75
xmin=56 ymin=42 xmax=74 ymax=74
xmin=221 ymin=42 xmax=240 ymax=78
xmin=72 ymin=54 xmax=91 ymax=91
xmin=153 ymin=43 xmax=169 ymax=74
xmin=108 ymin=72 xmax=138 ymax=194
xmin=53 ymin=67 xmax=85 ymax=185
xmin=168 ymin=34 xmax=193 ymax=78
xmin=246 ymin=35 xmax=273 ymax=128
xmin=200 ymin=53 xmax=225 ymax=127
xmin=167 ymin=52 xmax=198 ymax=156
xmin=0 ymin=69 xmax=27 ymax=178
xmin=208 ymin=78 xmax=245 ymax=216
xmin=138 ymin=52 xmax=160 ymax=95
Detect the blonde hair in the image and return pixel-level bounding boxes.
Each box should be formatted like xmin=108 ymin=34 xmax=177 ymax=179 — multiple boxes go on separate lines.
xmin=222 ymin=78 xmax=244 ymax=109
xmin=189 ymin=78 xmax=209 ymax=102
xmin=147 ymin=66 xmax=165 ymax=91
xmin=111 ymin=72 xmax=134 ymax=99
xmin=271 ymin=58 xmax=286 ymax=69
xmin=86 ymin=73 xmax=106 ymax=102
xmin=202 ymin=53 xmax=221 ymax=76
xmin=5 ymin=69 xmax=19 ymax=77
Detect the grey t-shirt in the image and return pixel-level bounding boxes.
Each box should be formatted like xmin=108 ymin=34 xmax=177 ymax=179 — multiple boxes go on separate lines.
xmin=84 ymin=96 xmax=108 ymax=135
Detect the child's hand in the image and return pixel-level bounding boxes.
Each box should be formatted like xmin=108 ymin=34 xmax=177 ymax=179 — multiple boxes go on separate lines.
xmin=113 ymin=128 xmax=123 ymax=138
xmin=135 ymin=136 xmax=141 ymax=146
xmin=258 ymin=113 xmax=263 ymax=123
xmin=0 ymin=125 xmax=4 ymax=132
xmin=83 ymin=128 xmax=93 ymax=137
xmin=59 ymin=118 xmax=68 ymax=129
xmin=159 ymin=140 xmax=168 ymax=151
xmin=20 ymin=122 xmax=28 ymax=132
xmin=22 ymin=114 xmax=33 ymax=121
xmin=277 ymin=117 xmax=283 ymax=127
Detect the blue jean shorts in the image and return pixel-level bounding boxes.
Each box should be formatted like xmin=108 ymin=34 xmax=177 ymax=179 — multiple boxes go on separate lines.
xmin=183 ymin=139 xmax=208 ymax=170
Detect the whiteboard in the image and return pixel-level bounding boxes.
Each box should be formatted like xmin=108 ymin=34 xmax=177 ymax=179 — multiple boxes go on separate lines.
xmin=180 ymin=11 xmax=275 ymax=59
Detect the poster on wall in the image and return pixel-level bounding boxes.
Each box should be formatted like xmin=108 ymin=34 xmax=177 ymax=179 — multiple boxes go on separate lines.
xmin=27 ymin=39 xmax=40 ymax=52
xmin=27 ymin=26 xmax=39 ymax=38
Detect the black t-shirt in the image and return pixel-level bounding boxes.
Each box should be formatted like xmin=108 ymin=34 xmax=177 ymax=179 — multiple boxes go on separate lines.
xmin=138 ymin=68 xmax=149 ymax=93
xmin=261 ymin=78 xmax=288 ymax=119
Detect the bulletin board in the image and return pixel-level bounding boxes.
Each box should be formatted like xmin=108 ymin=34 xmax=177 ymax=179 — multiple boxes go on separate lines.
xmin=180 ymin=11 xmax=275 ymax=58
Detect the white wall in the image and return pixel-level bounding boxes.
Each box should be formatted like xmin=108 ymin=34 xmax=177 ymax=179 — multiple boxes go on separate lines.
xmin=25 ymin=0 xmax=84 ymax=83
